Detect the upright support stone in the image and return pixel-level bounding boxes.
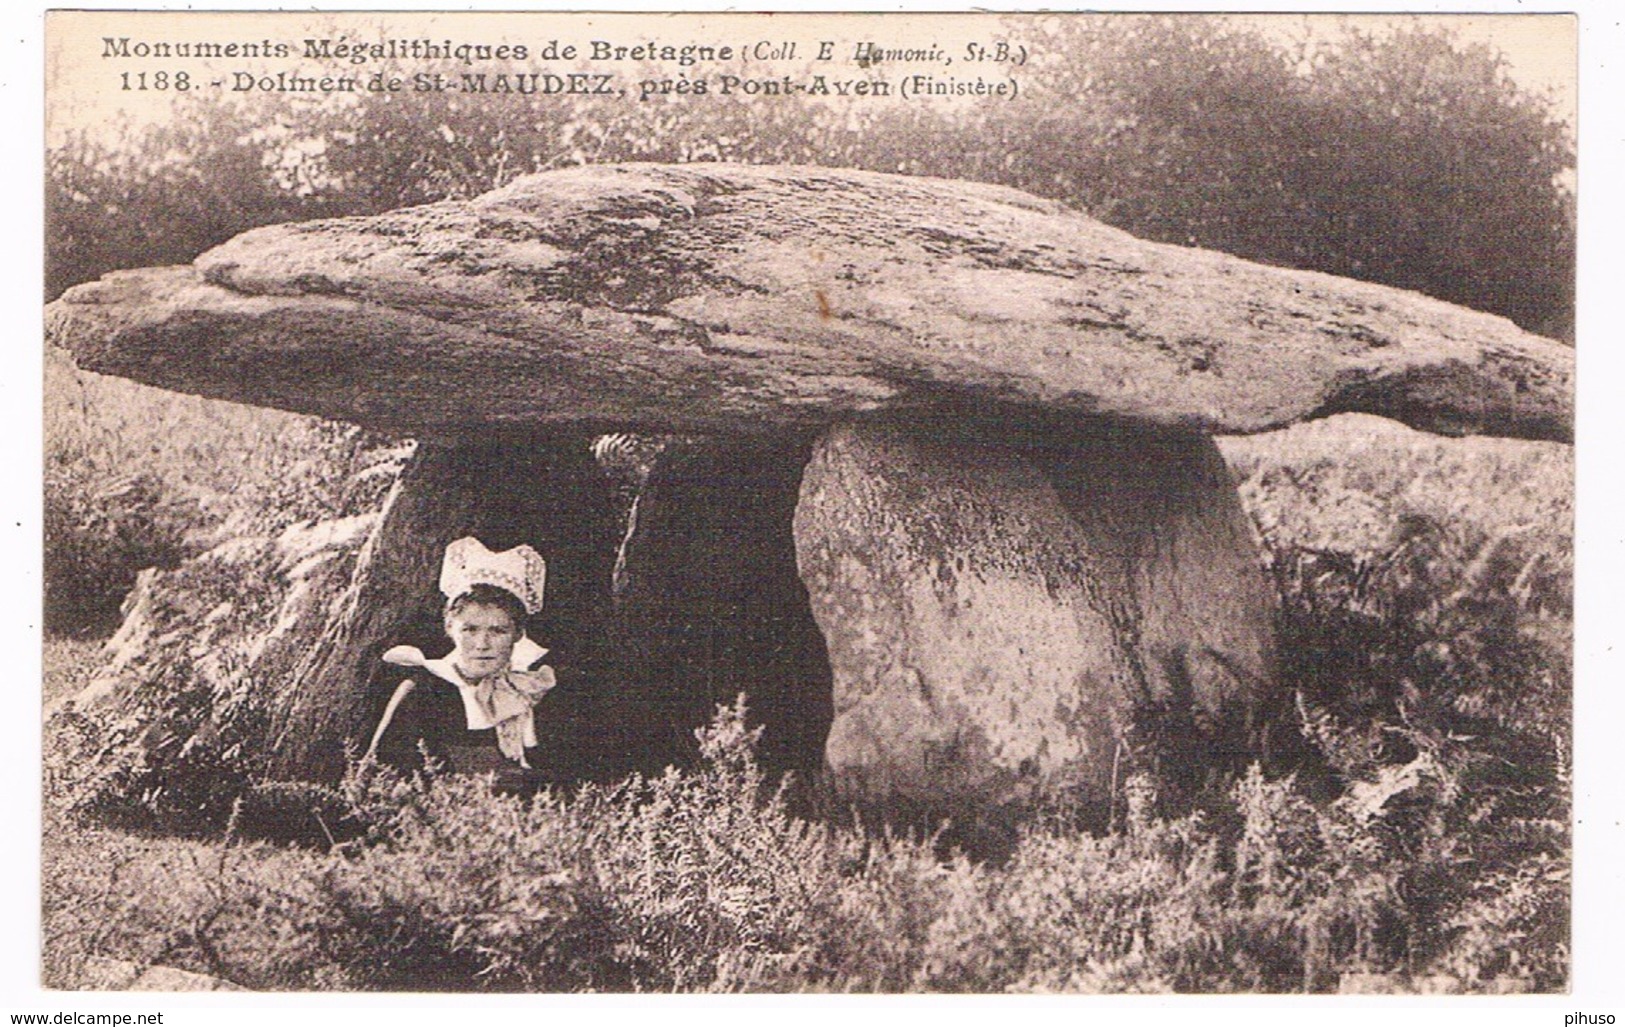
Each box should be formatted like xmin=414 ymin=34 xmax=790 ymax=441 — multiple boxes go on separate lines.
xmin=1038 ymin=425 xmax=1276 ymax=781
xmin=44 ymin=159 xmax=1567 ymax=811
xmin=793 ymin=420 xmax=1276 ymax=827
xmin=794 ymin=422 xmax=1135 ymax=821
xmin=268 ymin=437 xmax=617 ymax=782
xmin=609 ymin=438 xmax=832 ymax=777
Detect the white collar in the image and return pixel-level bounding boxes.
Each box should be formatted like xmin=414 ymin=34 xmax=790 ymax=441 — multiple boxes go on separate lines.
xmin=418 ymin=636 xmax=550 ymax=731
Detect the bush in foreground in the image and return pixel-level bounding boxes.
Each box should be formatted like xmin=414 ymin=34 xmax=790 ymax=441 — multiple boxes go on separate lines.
xmin=44 ymin=670 xmax=1564 ymax=993
xmin=44 ymin=409 xmax=1569 ymax=992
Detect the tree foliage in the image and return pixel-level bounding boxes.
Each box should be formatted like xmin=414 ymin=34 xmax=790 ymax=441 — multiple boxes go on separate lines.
xmin=47 ymin=98 xmax=328 ymax=301
xmin=47 ymin=16 xmax=1573 ymax=337
xmin=926 ymin=18 xmax=1575 ymax=338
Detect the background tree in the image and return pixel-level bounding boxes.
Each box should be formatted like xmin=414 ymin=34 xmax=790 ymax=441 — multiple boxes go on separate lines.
xmin=48 ymin=16 xmax=1574 ymax=338
xmin=46 ymin=96 xmax=329 ymax=301
xmin=920 ymin=17 xmax=1575 ymax=339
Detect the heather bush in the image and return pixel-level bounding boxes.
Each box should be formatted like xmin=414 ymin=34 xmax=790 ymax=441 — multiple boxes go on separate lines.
xmin=42 ymin=678 xmax=1566 ymax=992
xmin=42 ymin=407 xmax=1570 ymax=993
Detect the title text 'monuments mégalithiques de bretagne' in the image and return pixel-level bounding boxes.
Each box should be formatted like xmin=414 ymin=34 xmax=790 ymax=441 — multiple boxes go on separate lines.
xmin=102 ymin=35 xmax=1025 ymax=68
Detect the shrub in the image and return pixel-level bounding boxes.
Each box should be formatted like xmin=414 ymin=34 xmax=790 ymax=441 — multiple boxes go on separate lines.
xmin=41 ymin=420 xmax=1570 ymax=994
xmin=46 ymin=659 xmax=273 ymax=836
xmin=1262 ymin=513 xmax=1569 ymax=991
xmin=43 ymin=467 xmax=196 ymax=636
xmin=43 ymin=680 xmax=1566 ymax=993
xmin=43 ymin=347 xmax=407 ymax=639
xmin=44 ymin=529 xmax=344 ymax=835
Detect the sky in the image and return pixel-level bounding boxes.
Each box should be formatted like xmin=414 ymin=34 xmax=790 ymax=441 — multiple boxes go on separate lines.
xmin=1237 ymin=13 xmax=1575 ymax=118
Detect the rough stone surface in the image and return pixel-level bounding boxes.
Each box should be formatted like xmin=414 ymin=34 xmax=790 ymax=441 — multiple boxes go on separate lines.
xmin=76 ymin=956 xmax=245 ymax=992
xmin=64 ymin=566 xmax=163 ymax=713
xmin=270 ymin=437 xmax=619 ymax=782
xmin=47 ymin=163 xmax=1571 ymax=443
xmin=793 ymin=421 xmax=1274 ymax=819
xmin=1038 ymin=424 xmax=1276 ymax=736
xmin=247 ymin=514 xmax=377 ymax=675
xmin=608 ymin=437 xmax=832 ymax=776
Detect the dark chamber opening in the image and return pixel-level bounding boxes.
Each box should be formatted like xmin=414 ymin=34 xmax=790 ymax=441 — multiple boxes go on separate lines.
xmin=593 ymin=435 xmax=834 ymax=780
xmin=365 ymin=433 xmax=835 ymax=785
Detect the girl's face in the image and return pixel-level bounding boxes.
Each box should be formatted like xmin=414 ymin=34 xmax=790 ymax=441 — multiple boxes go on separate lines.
xmin=446 ymin=602 xmax=521 ymax=681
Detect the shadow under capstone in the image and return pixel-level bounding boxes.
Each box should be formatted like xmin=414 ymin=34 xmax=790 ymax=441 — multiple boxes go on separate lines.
xmin=603 ymin=435 xmax=834 ymax=780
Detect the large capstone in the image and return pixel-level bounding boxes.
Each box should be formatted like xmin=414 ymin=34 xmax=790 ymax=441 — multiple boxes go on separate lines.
xmin=793 ymin=420 xmax=1274 ymax=823
xmin=47 ymin=164 xmax=1572 ymax=446
xmin=42 ymin=162 xmax=1572 ymax=798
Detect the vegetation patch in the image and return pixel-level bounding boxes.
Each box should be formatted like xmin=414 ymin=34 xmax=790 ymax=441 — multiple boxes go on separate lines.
xmin=41 ymin=410 xmax=1571 ymax=993
xmin=44 ymin=683 xmax=1566 ymax=992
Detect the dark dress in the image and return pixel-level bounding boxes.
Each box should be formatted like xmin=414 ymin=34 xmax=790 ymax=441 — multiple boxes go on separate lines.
xmin=373 ymin=675 xmax=549 ymax=795
xmin=373 ymin=677 xmax=500 ymax=771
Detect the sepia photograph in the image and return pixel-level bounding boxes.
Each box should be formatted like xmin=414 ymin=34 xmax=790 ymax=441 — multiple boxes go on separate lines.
xmin=30 ymin=5 xmax=1600 ymax=1006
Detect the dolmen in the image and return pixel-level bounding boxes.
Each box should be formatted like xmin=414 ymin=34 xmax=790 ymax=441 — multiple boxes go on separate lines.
xmin=47 ymin=163 xmax=1574 ymax=830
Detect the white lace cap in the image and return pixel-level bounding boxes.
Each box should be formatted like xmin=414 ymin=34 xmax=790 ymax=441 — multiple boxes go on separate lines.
xmin=438 ymin=537 xmax=547 ymax=614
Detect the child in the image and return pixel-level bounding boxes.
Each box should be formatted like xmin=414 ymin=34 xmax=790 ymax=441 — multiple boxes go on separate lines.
xmin=364 ymin=537 xmax=556 ymax=784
